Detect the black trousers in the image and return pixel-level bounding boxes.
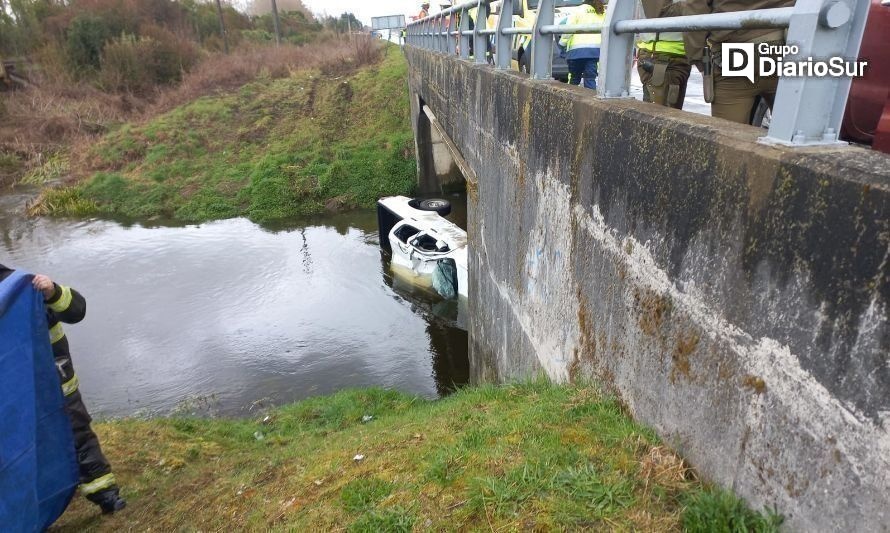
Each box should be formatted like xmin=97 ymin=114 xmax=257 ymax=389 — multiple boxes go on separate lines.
xmin=57 ymin=355 xmax=113 ymax=485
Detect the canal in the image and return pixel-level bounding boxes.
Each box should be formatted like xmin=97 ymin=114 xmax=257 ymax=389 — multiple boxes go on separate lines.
xmin=0 ymin=190 xmax=469 ymax=418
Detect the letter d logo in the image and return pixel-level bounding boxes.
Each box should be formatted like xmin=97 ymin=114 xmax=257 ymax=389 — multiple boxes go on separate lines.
xmin=722 ymin=43 xmax=755 ymax=83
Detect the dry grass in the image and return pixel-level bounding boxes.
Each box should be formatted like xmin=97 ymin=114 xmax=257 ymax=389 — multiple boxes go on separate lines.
xmin=640 ymin=445 xmax=695 ymax=492
xmin=0 ymin=35 xmax=383 ymax=188
xmin=152 ymin=35 xmax=381 ymax=114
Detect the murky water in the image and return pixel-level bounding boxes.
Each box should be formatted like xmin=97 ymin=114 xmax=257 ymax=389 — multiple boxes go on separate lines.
xmin=0 ymin=190 xmax=469 ymax=418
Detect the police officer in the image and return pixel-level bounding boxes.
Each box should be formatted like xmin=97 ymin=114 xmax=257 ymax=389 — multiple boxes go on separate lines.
xmin=0 ymin=264 xmax=126 ymax=515
xmin=636 ymin=0 xmax=691 ymax=109
xmin=683 ymin=0 xmax=795 ymax=123
xmin=558 ymin=0 xmax=607 ymax=90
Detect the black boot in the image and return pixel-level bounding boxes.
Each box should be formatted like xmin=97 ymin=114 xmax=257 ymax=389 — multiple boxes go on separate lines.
xmin=87 ymin=487 xmax=127 ymax=514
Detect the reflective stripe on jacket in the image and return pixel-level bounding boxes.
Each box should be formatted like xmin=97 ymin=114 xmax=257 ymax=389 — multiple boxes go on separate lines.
xmin=637 ymin=39 xmax=686 ymax=55
xmin=558 ymin=6 xmax=605 ymax=60
xmin=636 ymin=0 xmax=685 ymax=56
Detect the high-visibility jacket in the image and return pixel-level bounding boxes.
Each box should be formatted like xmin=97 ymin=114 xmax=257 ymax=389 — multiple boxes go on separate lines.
xmin=636 ymin=0 xmax=686 ymax=56
xmin=558 ymin=6 xmax=605 ymax=60
xmin=0 ymin=264 xmax=118 ymax=497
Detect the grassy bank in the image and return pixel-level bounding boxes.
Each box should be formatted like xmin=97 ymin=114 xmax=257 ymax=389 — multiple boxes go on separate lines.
xmin=31 ymin=43 xmax=415 ymax=223
xmin=53 ymin=383 xmax=780 ymax=531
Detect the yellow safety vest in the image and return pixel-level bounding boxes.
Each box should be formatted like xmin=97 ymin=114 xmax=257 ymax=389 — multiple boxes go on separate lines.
xmin=636 ymin=38 xmax=686 ymax=56
xmin=558 ymin=6 xmax=605 ymax=51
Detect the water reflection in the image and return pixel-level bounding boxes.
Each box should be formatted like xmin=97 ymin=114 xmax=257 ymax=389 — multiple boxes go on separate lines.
xmin=0 ymin=190 xmax=469 ymax=418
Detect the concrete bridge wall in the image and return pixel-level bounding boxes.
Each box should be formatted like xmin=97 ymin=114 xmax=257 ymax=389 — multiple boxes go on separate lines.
xmin=404 ymin=47 xmax=890 ymax=531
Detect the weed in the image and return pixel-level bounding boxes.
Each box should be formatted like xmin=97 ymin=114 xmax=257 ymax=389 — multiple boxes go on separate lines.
xmin=340 ymin=478 xmax=395 ymax=513
xmin=347 ymin=507 xmax=414 ymax=533
xmin=21 ymin=153 xmax=70 ymax=185
xmin=425 ymin=449 xmax=465 ymax=485
xmin=682 ymin=488 xmax=784 ymax=533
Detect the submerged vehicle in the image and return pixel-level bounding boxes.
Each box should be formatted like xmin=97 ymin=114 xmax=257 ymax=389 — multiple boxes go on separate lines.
xmin=377 ymin=196 xmax=468 ymax=299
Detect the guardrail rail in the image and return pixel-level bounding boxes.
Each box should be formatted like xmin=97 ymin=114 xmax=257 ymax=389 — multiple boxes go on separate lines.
xmin=405 ymin=0 xmax=870 ymax=146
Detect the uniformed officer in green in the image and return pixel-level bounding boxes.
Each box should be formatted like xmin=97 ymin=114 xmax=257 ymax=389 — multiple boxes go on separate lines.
xmin=683 ymin=0 xmax=795 ymax=123
xmin=636 ymin=0 xmax=691 ymax=109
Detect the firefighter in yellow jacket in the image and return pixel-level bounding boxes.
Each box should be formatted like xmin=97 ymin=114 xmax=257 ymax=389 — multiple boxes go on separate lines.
xmin=636 ymin=0 xmax=691 ymax=109
xmin=0 ymin=264 xmax=126 ymax=514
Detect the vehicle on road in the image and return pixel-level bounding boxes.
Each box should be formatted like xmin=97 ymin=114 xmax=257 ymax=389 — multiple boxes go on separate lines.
xmin=377 ymin=196 xmax=469 ymax=299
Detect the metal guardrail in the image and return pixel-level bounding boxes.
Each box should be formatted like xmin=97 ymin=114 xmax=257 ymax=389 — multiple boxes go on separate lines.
xmin=405 ymin=0 xmax=870 ymax=146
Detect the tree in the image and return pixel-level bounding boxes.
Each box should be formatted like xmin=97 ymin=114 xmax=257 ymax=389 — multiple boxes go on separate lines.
xmin=247 ymin=0 xmax=312 ymax=20
xmin=323 ymin=12 xmax=362 ymax=34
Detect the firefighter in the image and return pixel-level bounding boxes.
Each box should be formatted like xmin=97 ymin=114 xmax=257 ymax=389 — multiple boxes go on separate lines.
xmin=636 ymin=0 xmax=691 ymax=109
xmin=558 ymin=0 xmax=606 ymax=90
xmin=682 ymin=0 xmax=796 ymax=123
xmin=0 ymin=264 xmax=126 ymax=515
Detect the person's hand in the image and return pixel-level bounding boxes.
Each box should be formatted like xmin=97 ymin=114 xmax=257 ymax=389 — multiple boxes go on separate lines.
xmin=32 ymin=274 xmax=56 ymax=299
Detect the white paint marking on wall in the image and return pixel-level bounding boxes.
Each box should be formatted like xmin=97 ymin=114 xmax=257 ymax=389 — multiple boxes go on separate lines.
xmin=570 ymin=201 xmax=890 ymax=499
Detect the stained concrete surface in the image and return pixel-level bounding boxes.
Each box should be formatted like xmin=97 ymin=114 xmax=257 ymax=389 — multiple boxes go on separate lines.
xmin=405 ymin=47 xmax=890 ymax=531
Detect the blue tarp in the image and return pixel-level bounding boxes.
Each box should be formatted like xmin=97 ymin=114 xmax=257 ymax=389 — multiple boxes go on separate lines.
xmin=0 ymin=270 xmax=79 ymax=532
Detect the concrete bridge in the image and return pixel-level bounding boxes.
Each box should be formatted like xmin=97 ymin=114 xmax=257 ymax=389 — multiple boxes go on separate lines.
xmin=404 ymin=46 xmax=889 ymax=531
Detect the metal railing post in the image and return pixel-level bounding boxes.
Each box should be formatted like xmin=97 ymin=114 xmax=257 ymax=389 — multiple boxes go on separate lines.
xmin=428 ymin=18 xmax=433 ymax=50
xmin=598 ymin=0 xmax=635 ymax=97
xmin=460 ymin=8 xmax=472 ymax=59
xmin=496 ymin=0 xmax=514 ymax=69
xmin=765 ymin=0 xmax=869 ymax=145
xmin=442 ymin=13 xmax=457 ymax=56
xmin=530 ymin=0 xmax=555 ymax=79
xmin=475 ymin=1 xmax=490 ymax=64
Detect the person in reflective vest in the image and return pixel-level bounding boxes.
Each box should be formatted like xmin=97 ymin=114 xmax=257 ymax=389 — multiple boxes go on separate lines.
xmin=558 ymin=0 xmax=606 ymax=90
xmin=0 ymin=264 xmax=126 ymax=515
xmin=636 ymin=0 xmax=691 ymax=109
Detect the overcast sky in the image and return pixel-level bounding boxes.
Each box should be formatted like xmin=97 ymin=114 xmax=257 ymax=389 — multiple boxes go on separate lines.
xmin=301 ymin=0 xmax=446 ymax=26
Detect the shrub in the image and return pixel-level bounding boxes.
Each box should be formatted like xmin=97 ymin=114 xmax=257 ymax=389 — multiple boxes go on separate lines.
xmin=99 ymin=34 xmax=153 ymax=93
xmin=66 ymin=15 xmax=113 ymax=71
xmin=100 ymin=29 xmax=198 ymax=94
xmin=140 ymin=25 xmax=199 ymax=85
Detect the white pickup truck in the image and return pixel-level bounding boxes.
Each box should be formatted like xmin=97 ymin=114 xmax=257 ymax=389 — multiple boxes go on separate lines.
xmin=377 ymin=196 xmax=469 ymax=299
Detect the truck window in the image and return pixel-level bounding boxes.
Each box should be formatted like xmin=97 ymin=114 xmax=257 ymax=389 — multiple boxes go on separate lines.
xmin=394 ymin=224 xmax=421 ymax=243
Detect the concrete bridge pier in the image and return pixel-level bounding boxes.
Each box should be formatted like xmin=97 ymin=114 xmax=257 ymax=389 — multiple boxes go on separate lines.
xmin=405 ymin=47 xmax=890 ymax=532
xmin=410 ymin=90 xmax=465 ymax=194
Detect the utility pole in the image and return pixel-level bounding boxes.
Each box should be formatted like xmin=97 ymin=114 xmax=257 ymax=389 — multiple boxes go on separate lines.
xmin=214 ymin=0 xmax=229 ymax=54
xmin=270 ymin=0 xmax=281 ymax=46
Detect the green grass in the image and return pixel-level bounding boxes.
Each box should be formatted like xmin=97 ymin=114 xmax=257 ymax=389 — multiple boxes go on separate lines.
xmin=682 ymin=488 xmax=783 ymax=532
xmin=40 ymin=46 xmax=416 ymax=222
xmin=52 ymin=382 xmax=780 ymax=531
